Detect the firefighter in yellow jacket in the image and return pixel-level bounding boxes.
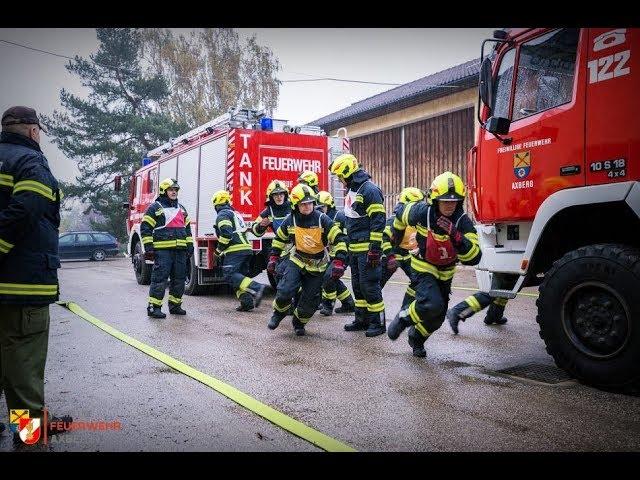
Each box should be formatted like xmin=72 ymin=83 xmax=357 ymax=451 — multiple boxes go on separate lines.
xmin=267 ymin=184 xmax=348 ymax=336
xmin=387 ymin=172 xmax=481 ymax=357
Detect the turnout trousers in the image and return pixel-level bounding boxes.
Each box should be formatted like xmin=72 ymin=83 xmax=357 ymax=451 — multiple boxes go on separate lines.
xmin=148 ymin=249 xmax=187 ymax=307
xmin=350 ymin=251 xmax=384 ymax=325
xmin=273 ymin=258 xmax=324 ymax=326
xmin=0 ymin=305 xmax=49 ymax=417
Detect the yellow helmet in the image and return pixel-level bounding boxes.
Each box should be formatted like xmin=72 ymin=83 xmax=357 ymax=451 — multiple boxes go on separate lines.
xmin=211 ymin=190 xmax=231 ymax=206
xmin=429 ymin=171 xmax=466 ymax=202
xmin=265 ymin=180 xmax=289 ymax=201
xmin=330 ymin=153 xmax=359 ymax=179
xmin=298 ymin=170 xmax=319 ymax=188
xmin=399 ymin=187 xmax=425 ymax=204
xmin=159 ymin=177 xmax=180 ymax=195
xmin=289 ymin=183 xmax=317 ymax=209
xmin=317 ymin=190 xmax=335 ymax=209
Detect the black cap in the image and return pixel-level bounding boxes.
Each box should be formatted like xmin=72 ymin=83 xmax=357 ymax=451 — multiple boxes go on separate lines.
xmin=1 ymin=106 xmax=46 ymax=133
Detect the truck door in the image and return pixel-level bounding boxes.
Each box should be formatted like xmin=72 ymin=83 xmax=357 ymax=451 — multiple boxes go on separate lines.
xmin=585 ymin=28 xmax=639 ymax=185
xmin=479 ymin=28 xmax=586 ymax=222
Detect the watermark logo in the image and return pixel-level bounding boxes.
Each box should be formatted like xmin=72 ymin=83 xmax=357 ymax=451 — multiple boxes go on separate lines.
xmin=10 ymin=410 xmax=41 ymax=445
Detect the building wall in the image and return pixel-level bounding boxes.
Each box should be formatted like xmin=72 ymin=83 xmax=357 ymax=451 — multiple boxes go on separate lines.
xmin=329 ymin=87 xmax=476 ymax=139
xmin=349 ymin=107 xmax=475 ymax=215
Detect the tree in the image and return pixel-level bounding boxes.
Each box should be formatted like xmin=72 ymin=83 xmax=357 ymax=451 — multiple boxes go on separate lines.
xmin=142 ymin=28 xmax=281 ymax=127
xmin=42 ymin=29 xmax=188 ymax=242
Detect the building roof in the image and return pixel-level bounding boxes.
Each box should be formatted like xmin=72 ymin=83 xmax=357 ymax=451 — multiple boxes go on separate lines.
xmin=310 ymin=58 xmax=480 ymax=132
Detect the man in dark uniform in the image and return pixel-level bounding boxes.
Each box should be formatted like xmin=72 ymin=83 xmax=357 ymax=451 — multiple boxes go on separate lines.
xmin=0 ymin=106 xmax=71 ymax=443
xmin=267 ymin=184 xmax=348 ymax=336
xmin=387 ymin=171 xmax=482 ymax=357
xmin=141 ymin=177 xmax=193 ymax=318
xmin=212 ymin=190 xmax=267 ymax=311
xmin=330 ymin=154 xmax=387 ymax=337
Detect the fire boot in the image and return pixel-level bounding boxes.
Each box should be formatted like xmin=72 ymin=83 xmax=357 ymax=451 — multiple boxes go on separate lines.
xmin=236 ymin=292 xmax=255 ymax=312
xmin=407 ymin=326 xmax=427 ymax=358
xmin=335 ymin=297 xmax=355 ymax=314
xmin=169 ymin=304 xmax=187 ymax=315
xmin=292 ymin=315 xmax=306 ymax=336
xmin=446 ymin=308 xmax=465 ymax=335
xmin=319 ymin=300 xmax=334 ymax=316
xmin=147 ymin=304 xmax=166 ymax=319
xmin=388 ymin=308 xmax=412 ymax=340
xmin=268 ymin=311 xmax=286 ymax=330
xmin=484 ymin=303 xmax=508 ymax=325
xmin=365 ymin=311 xmax=386 ymax=337
xmin=344 ymin=309 xmax=369 ymax=331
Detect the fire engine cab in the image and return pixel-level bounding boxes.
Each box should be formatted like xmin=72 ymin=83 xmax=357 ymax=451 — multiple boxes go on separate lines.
xmin=470 ymin=28 xmax=640 ymax=391
xmin=124 ymin=108 xmax=349 ymax=295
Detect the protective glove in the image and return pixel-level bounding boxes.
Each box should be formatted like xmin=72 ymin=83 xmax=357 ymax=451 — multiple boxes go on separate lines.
xmin=331 ymin=259 xmax=346 ymax=280
xmin=212 ymin=250 xmax=222 ymax=267
xmin=386 ymin=254 xmax=399 ymax=273
xmin=367 ymin=249 xmax=381 ymax=268
xmin=259 ymin=217 xmax=271 ymax=227
xmin=267 ymin=255 xmax=280 ymax=274
xmin=437 ymin=215 xmax=463 ymax=246
xmin=144 ymin=251 xmax=155 ymax=261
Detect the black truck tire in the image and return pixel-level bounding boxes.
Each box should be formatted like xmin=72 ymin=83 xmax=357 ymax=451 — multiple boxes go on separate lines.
xmin=133 ymin=241 xmax=152 ymax=285
xmin=536 ymin=244 xmax=640 ymax=393
xmin=184 ymin=253 xmax=208 ymax=295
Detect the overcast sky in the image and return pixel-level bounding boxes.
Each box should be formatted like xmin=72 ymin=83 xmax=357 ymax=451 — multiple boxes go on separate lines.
xmin=0 ymin=28 xmax=492 ymax=182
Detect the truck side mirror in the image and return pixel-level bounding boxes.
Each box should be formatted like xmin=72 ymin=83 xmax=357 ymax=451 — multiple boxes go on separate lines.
xmin=479 ymin=57 xmax=494 ymax=111
xmin=114 ymin=175 xmax=122 ymax=192
xmin=122 ymin=202 xmax=131 ymax=210
xmin=485 ymin=116 xmax=511 ymax=135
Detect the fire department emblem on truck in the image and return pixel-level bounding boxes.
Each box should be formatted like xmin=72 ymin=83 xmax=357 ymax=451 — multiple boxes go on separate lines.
xmin=513 ymin=151 xmax=531 ymax=179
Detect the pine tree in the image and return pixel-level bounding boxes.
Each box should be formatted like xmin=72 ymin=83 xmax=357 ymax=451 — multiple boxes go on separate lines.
xmin=42 ymin=28 xmax=188 ymax=242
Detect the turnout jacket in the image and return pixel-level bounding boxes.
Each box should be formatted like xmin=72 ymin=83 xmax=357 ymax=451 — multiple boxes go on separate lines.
xmin=251 ymin=200 xmax=292 ymax=237
xmin=342 ymin=169 xmax=386 ymax=254
xmin=214 ymin=204 xmax=252 ymax=255
xmin=141 ymin=195 xmax=192 ymax=251
xmin=393 ymin=201 xmax=481 ymax=281
xmin=0 ymin=132 xmax=61 ymax=305
xmin=270 ymin=209 xmax=348 ymax=271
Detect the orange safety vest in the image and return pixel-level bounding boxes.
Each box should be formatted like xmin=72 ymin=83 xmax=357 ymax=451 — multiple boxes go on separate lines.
xmin=400 ymin=225 xmax=418 ymax=250
xmin=293 ymin=215 xmax=324 ymax=255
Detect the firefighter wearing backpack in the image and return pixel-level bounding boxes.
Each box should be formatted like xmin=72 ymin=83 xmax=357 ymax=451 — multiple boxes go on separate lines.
xmin=381 ymin=187 xmax=425 ymax=309
xmin=298 ymin=170 xmax=320 ymax=194
xmin=212 ymin=190 xmax=267 ymax=312
xmin=387 ymin=172 xmax=481 ymax=357
xmin=317 ymin=190 xmax=355 ymax=316
xmin=330 ymin=153 xmax=387 ymax=337
xmin=446 ymin=290 xmax=509 ymax=334
xmin=267 ymin=184 xmax=347 ymax=336
xmin=141 ymin=178 xmax=193 ymax=318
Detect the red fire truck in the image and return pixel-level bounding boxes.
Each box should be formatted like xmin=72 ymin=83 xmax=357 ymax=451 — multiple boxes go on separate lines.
xmin=469 ymin=28 xmax=639 ymax=390
xmin=124 ymin=108 xmax=349 ymax=295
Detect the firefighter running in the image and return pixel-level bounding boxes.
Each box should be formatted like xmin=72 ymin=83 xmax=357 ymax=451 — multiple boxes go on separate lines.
xmin=267 ymin=184 xmax=348 ymax=336
xmin=141 ymin=178 xmax=193 ymax=318
xmin=446 ymin=290 xmax=509 ymax=334
xmin=212 ymin=190 xmax=267 ymax=312
xmin=330 ymin=154 xmax=387 ymax=337
xmin=251 ymin=180 xmax=291 ymax=287
xmin=316 ymin=191 xmax=355 ymax=316
xmin=381 ymin=187 xmax=426 ymax=310
xmin=387 ymin=172 xmax=482 ymax=357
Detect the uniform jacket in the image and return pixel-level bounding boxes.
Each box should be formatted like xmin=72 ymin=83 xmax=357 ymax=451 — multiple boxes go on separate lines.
xmin=343 ymin=169 xmax=386 ymax=253
xmin=141 ymin=195 xmax=192 ymax=251
xmin=0 ymin=132 xmax=61 ymax=305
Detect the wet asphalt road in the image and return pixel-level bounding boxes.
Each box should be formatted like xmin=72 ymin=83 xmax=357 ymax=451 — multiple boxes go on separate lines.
xmin=1 ymin=257 xmax=639 ymax=452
